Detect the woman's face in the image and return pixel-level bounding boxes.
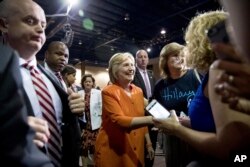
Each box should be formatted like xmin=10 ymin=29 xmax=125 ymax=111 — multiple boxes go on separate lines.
xmin=66 ymin=73 xmax=76 ymax=85
xmin=167 ymin=53 xmax=184 ymax=71
xmin=83 ymin=77 xmax=94 ymax=91
xmin=116 ymin=57 xmax=135 ymax=84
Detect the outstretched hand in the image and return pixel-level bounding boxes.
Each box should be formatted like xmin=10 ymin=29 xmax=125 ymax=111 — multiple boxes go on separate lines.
xmin=152 ymin=110 xmax=180 ymax=135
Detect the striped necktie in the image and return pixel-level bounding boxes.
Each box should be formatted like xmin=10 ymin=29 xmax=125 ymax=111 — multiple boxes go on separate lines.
xmin=23 ymin=63 xmax=62 ymax=167
xmin=55 ymin=72 xmax=62 ymax=80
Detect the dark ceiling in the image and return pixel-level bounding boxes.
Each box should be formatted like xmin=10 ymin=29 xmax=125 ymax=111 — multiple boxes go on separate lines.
xmin=35 ymin=0 xmax=221 ymax=66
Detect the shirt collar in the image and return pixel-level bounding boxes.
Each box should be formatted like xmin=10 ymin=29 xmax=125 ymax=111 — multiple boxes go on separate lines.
xmin=19 ymin=57 xmax=37 ymax=67
xmin=137 ymin=67 xmax=147 ymax=73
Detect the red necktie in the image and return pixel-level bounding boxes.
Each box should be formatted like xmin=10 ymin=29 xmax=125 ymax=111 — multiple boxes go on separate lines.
xmin=23 ymin=63 xmax=62 ymax=167
xmin=55 ymin=72 xmax=63 ymax=82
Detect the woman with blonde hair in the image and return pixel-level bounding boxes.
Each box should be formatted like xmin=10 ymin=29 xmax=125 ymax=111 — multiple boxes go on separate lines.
xmin=153 ymin=11 xmax=230 ymax=166
xmin=94 ymin=52 xmax=154 ymax=167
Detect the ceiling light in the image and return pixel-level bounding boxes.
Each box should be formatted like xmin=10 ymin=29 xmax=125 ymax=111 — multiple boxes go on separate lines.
xmin=78 ymin=10 xmax=84 ymax=17
xmin=147 ymin=48 xmax=151 ymax=52
xmin=124 ymin=13 xmax=130 ymax=21
xmin=66 ymin=0 xmax=78 ymax=6
xmin=78 ymin=40 xmax=82 ymax=45
xmin=66 ymin=0 xmax=78 ymax=15
xmin=160 ymin=28 xmax=166 ymax=35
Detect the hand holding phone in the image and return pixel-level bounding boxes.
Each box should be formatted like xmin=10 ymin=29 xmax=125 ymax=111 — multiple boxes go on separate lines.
xmin=146 ymin=99 xmax=170 ymax=119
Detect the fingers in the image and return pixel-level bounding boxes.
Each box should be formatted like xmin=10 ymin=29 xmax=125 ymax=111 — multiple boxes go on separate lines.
xmin=149 ymin=150 xmax=155 ymax=160
xmin=33 ymin=139 xmax=46 ymax=148
xmin=68 ymin=91 xmax=81 ymax=101
xmin=218 ymin=72 xmax=245 ymax=87
xmin=232 ymin=98 xmax=250 ymax=114
xmin=211 ymin=43 xmax=241 ymax=62
xmin=215 ymin=72 xmax=249 ymax=99
xmin=27 ymin=116 xmax=50 ymax=147
xmin=212 ymin=59 xmax=249 ymax=76
xmin=68 ymin=93 xmax=85 ymax=114
xmin=67 ymin=87 xmax=73 ymax=95
xmin=147 ymin=147 xmax=155 ymax=160
xmin=33 ymin=132 xmax=49 ymax=147
xmin=170 ymin=110 xmax=178 ymax=122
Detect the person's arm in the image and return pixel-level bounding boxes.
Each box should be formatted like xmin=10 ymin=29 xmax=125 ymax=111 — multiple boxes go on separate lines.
xmin=102 ymin=88 xmax=153 ymax=130
xmin=130 ymin=116 xmax=153 ymax=129
xmin=153 ymin=111 xmax=228 ymax=159
xmin=208 ymin=66 xmax=250 ymax=157
xmin=145 ymin=132 xmax=154 ymax=160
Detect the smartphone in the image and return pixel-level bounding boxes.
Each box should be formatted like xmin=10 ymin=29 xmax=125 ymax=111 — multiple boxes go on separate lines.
xmin=207 ymin=20 xmax=230 ymax=44
xmin=207 ymin=20 xmax=239 ymax=61
xmin=146 ymin=99 xmax=170 ymax=119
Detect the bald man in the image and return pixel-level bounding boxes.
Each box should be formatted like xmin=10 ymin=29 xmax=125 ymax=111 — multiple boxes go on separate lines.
xmin=132 ymin=50 xmax=156 ymax=167
xmin=0 ymin=0 xmax=83 ymax=166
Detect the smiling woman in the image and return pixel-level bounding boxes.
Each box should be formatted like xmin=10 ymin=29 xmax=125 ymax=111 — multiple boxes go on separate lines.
xmin=94 ymin=52 xmax=155 ymax=167
xmin=109 ymin=52 xmax=135 ymax=89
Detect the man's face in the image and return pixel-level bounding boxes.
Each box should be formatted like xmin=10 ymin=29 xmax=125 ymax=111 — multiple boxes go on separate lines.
xmin=46 ymin=43 xmax=69 ymax=72
xmin=136 ymin=50 xmax=149 ymax=70
xmin=4 ymin=1 xmax=46 ymax=58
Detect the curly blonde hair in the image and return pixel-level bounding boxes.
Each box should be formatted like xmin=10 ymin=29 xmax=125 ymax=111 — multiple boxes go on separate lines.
xmin=185 ymin=10 xmax=227 ymax=72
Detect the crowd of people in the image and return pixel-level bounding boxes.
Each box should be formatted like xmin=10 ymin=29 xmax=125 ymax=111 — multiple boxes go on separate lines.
xmin=1 ymin=0 xmax=250 ymax=167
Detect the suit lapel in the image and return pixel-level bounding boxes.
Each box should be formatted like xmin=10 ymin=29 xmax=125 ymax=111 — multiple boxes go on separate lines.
xmin=135 ymin=67 xmax=147 ymax=92
xmin=38 ymin=64 xmax=67 ymax=94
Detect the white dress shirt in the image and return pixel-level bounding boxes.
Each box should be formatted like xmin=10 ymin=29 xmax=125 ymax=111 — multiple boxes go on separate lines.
xmin=19 ymin=58 xmax=63 ymax=125
xmin=137 ymin=67 xmax=152 ymax=98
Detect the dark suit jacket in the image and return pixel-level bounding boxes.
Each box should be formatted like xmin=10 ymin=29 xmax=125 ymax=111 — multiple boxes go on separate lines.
xmin=0 ymin=44 xmax=53 ymax=167
xmin=132 ymin=67 xmax=155 ymax=99
xmin=23 ymin=63 xmax=81 ymax=167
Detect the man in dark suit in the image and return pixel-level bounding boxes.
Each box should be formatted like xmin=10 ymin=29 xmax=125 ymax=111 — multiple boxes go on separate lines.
xmin=43 ymin=41 xmax=69 ymax=91
xmin=0 ymin=0 xmax=84 ymax=166
xmin=0 ymin=44 xmax=53 ymax=167
xmin=132 ymin=49 xmax=157 ymax=167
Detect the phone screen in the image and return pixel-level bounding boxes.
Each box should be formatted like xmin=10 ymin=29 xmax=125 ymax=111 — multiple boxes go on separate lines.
xmin=146 ymin=99 xmax=170 ymax=119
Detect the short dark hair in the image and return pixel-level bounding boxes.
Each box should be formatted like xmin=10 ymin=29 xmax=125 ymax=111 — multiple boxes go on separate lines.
xmin=81 ymin=74 xmax=95 ymax=89
xmin=61 ymin=65 xmax=76 ymax=77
